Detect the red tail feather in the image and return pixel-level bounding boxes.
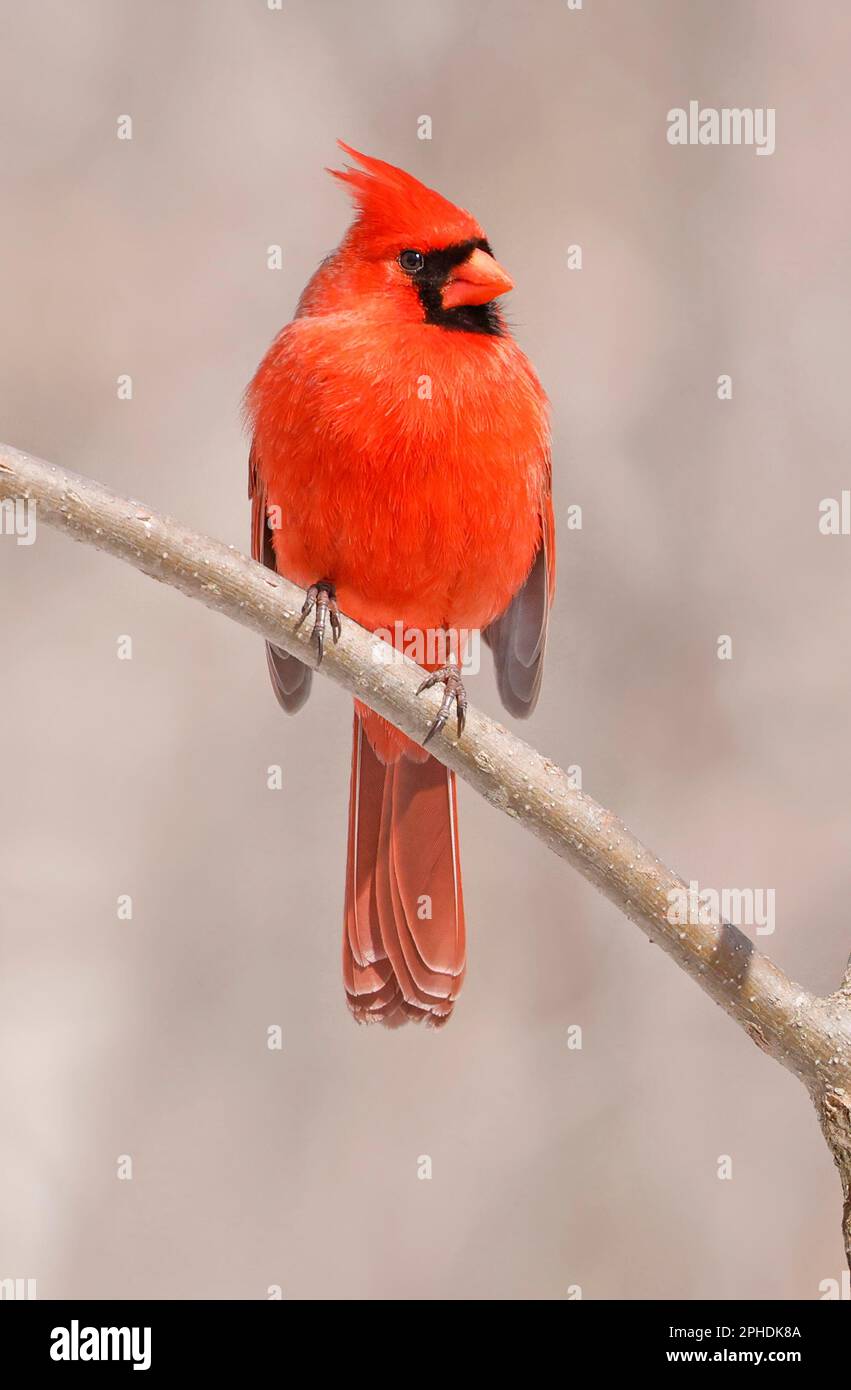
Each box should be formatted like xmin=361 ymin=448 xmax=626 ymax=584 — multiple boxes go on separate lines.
xmin=343 ymin=713 xmax=465 ymax=1027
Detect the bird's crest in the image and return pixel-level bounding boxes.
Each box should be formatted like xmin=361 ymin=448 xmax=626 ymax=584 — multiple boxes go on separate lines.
xmin=329 ymin=141 xmax=485 ymax=252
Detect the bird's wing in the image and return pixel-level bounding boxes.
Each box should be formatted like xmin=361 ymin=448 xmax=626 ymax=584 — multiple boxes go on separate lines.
xmin=483 ymin=465 xmax=555 ymax=718
xmin=249 ymin=443 xmax=313 ymax=713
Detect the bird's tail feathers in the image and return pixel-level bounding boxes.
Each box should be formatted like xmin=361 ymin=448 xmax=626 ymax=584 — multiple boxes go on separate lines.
xmin=343 ymin=712 xmax=465 ymax=1027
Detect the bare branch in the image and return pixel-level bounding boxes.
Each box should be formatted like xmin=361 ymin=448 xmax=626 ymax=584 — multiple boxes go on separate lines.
xmin=3 ymin=440 xmax=851 ymax=1264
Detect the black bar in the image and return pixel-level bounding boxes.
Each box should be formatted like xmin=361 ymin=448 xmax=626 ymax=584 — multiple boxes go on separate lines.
xmin=0 ymin=1298 xmax=844 ymax=1374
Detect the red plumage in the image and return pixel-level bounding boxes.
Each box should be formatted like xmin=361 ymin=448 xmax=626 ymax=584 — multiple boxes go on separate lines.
xmin=247 ymin=144 xmax=554 ymax=1026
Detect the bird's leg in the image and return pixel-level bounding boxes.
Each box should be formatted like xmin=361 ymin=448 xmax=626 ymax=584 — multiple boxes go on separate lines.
xmin=416 ymin=664 xmax=468 ymax=745
xmin=295 ymin=578 xmax=341 ymax=665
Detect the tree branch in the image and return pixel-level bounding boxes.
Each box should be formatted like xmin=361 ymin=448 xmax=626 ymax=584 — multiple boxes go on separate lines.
xmin=3 ymin=440 xmax=850 ymax=1268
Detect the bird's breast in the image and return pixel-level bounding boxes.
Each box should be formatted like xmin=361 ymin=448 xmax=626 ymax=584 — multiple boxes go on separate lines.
xmin=250 ymin=315 xmax=550 ymax=635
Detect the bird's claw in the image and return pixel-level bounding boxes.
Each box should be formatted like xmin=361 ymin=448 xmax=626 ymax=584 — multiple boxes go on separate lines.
xmin=416 ymin=665 xmax=468 ymax=744
xmin=295 ymin=579 xmax=341 ymax=665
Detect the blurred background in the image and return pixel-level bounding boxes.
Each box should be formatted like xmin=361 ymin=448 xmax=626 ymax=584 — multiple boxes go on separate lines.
xmin=2 ymin=0 xmax=850 ymax=1300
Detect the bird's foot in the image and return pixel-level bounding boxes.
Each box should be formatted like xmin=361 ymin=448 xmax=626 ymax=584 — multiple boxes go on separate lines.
xmin=295 ymin=579 xmax=341 ymax=665
xmin=416 ymin=664 xmax=468 ymax=745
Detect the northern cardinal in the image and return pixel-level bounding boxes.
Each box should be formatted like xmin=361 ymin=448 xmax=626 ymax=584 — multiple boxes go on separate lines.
xmin=247 ymin=144 xmax=554 ymax=1027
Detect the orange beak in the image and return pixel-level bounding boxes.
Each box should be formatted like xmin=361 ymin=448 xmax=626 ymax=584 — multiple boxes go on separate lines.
xmin=441 ymin=247 xmax=514 ymax=309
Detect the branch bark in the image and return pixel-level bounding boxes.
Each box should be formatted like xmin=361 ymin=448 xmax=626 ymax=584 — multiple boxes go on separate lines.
xmin=3 ymin=440 xmax=850 ymax=1270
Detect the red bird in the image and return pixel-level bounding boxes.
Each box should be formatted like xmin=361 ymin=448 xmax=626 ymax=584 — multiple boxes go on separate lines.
xmin=247 ymin=144 xmax=554 ymax=1027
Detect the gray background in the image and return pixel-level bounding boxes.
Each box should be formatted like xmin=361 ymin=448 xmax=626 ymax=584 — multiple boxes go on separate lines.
xmin=2 ymin=0 xmax=850 ymax=1299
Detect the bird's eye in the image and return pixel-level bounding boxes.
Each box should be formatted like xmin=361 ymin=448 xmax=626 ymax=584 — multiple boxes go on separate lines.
xmin=398 ymin=249 xmax=425 ymax=273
